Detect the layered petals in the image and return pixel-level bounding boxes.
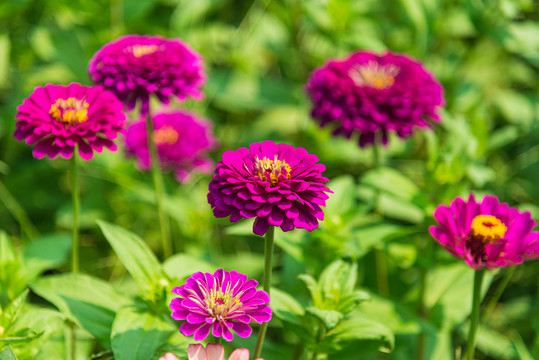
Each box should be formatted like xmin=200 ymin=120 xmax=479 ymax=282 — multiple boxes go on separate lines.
xmin=430 ymin=194 xmax=539 ymax=270
xmin=124 ymin=110 xmax=217 ymax=182
xmin=88 ymin=34 xmax=205 ymax=115
xmin=208 ymin=140 xmax=332 ymax=235
xmin=170 ymin=269 xmax=272 ymax=342
xmin=14 ymin=83 xmax=125 ymax=160
xmin=306 ymin=51 xmax=445 ymax=147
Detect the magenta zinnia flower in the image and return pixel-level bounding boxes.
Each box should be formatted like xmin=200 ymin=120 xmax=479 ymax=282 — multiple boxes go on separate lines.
xmin=186 ymin=343 xmax=264 ymax=360
xmin=430 ymin=194 xmax=539 ymax=269
xmin=306 ymin=51 xmax=444 ymax=147
xmin=124 ymin=110 xmax=217 ymax=182
xmin=14 ymin=83 xmax=125 ymax=160
xmin=208 ymin=140 xmax=332 ymax=236
xmin=170 ymin=269 xmax=272 ymax=342
xmin=88 ymin=35 xmax=205 ymax=115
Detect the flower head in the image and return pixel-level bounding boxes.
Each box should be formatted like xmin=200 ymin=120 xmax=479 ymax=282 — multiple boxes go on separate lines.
xmin=170 ymin=269 xmax=272 ymax=342
xmin=430 ymin=194 xmax=539 ymax=270
xmin=185 ymin=343 xmax=264 ymax=360
xmin=88 ymin=35 xmax=205 ymax=115
xmin=124 ymin=110 xmax=217 ymax=182
xmin=306 ymin=51 xmax=444 ymax=147
xmin=14 ymin=83 xmax=125 ymax=160
xmin=208 ymin=140 xmax=332 ymax=236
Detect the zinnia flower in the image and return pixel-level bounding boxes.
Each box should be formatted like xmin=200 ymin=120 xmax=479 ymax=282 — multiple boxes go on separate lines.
xmin=14 ymin=83 xmax=125 ymax=160
xmin=88 ymin=34 xmax=205 ymax=115
xmin=170 ymin=269 xmax=272 ymax=342
xmin=124 ymin=110 xmax=217 ymax=182
xmin=186 ymin=343 xmax=264 ymax=360
xmin=429 ymin=194 xmax=539 ymax=269
xmin=306 ymin=51 xmax=444 ymax=147
xmin=208 ymin=140 xmax=332 ymax=236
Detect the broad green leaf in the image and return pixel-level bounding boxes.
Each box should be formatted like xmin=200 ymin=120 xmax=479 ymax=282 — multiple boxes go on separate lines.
xmin=269 ymin=287 xmax=305 ymax=326
xmin=1 ymin=289 xmax=28 ymax=327
xmin=30 ymin=273 xmax=129 ymax=348
xmin=163 ymin=254 xmax=214 ymax=281
xmin=0 ymin=328 xmax=43 ymax=344
xmin=305 ymin=307 xmax=343 ymax=331
xmin=336 ymin=291 xmax=370 ymax=314
xmin=23 ymin=234 xmax=71 ymax=280
xmin=360 ymin=167 xmax=419 ymax=201
xmin=378 ymin=194 xmax=425 ymax=224
xmin=319 ymin=259 xmax=357 ymax=307
xmin=298 ymin=274 xmax=322 ymax=306
xmin=0 ymin=346 xmax=17 ymax=360
xmin=0 ymin=232 xmax=16 ymax=264
xmin=111 ymin=306 xmax=174 ymax=360
xmin=97 ymin=221 xmax=167 ymax=296
xmin=324 ymin=175 xmax=356 ymax=218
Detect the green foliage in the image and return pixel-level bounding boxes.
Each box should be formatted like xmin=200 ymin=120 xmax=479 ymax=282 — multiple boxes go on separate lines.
xmin=1 ymin=0 xmax=538 ymax=358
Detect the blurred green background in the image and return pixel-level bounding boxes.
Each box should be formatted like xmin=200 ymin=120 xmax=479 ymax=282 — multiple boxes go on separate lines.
xmin=1 ymin=0 xmax=538 ymax=359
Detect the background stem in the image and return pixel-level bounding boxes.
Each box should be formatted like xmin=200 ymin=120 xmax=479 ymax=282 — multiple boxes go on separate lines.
xmin=253 ymin=225 xmax=275 ymax=358
xmin=145 ymin=108 xmax=173 ymax=259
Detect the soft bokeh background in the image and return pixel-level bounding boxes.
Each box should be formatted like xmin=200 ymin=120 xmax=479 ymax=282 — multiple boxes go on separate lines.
xmin=1 ymin=0 xmax=538 ymax=359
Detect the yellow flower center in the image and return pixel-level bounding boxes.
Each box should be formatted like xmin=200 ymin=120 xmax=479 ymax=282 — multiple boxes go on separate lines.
xmin=205 ymin=283 xmax=242 ymax=320
xmin=349 ymin=61 xmax=400 ymax=90
xmin=470 ymin=215 xmax=507 ymax=243
xmin=152 ymin=125 xmax=179 ymax=146
xmin=49 ymin=97 xmax=90 ymax=125
xmin=253 ymin=155 xmax=292 ymax=186
xmin=127 ymin=44 xmax=159 ymax=57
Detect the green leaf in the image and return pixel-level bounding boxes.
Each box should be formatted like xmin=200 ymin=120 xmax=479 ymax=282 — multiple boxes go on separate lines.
xmin=269 ymin=287 xmax=305 ymax=326
xmin=0 ymin=34 xmax=10 ymax=88
xmin=305 ymin=307 xmax=343 ymax=330
xmin=0 ymin=346 xmax=17 ymax=360
xmin=319 ymin=259 xmax=357 ymax=305
xmin=298 ymin=274 xmax=322 ymax=306
xmin=324 ymin=175 xmax=356 ymax=218
xmin=30 ymin=273 xmax=129 ymax=348
xmin=97 ymin=221 xmax=167 ymax=297
xmin=360 ymin=167 xmax=419 ymax=202
xmin=163 ymin=254 xmax=214 ymax=281
xmin=23 ymin=234 xmax=71 ymax=280
xmin=0 ymin=232 xmax=16 ymax=264
xmin=0 ymin=328 xmax=43 ymax=344
xmin=2 ymin=289 xmax=28 ymax=327
xmin=111 ymin=306 xmax=174 ymax=360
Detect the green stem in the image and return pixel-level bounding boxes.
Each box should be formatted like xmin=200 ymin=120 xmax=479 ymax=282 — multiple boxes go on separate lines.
xmin=70 ymin=155 xmax=79 ymax=274
xmin=416 ymin=267 xmax=427 ymax=360
xmin=253 ymin=226 xmax=275 ymax=359
xmin=482 ymin=266 xmax=516 ymax=324
xmin=464 ymin=269 xmax=486 ymax=360
xmin=375 ymin=248 xmax=389 ymax=296
xmin=145 ymin=109 xmax=172 ymax=259
xmin=0 ymin=180 xmax=40 ymax=240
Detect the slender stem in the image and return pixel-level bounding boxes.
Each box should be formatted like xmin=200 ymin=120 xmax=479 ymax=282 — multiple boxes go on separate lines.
xmin=70 ymin=155 xmax=80 ymax=274
xmin=69 ymin=321 xmax=76 ymax=360
xmin=416 ymin=267 xmax=427 ymax=360
xmin=482 ymin=266 xmax=516 ymax=324
xmin=145 ymin=109 xmax=173 ymax=259
xmin=253 ymin=226 xmax=275 ymax=359
xmin=375 ymin=248 xmax=389 ymax=296
xmin=0 ymin=180 xmax=40 ymax=240
xmin=464 ymin=269 xmax=486 ymax=360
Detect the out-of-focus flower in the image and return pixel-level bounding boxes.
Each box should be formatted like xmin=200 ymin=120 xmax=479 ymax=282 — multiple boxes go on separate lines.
xmin=170 ymin=269 xmax=272 ymax=342
xmin=306 ymin=51 xmax=444 ymax=147
xmin=88 ymin=34 xmax=205 ymax=115
xmin=124 ymin=110 xmax=217 ymax=182
xmin=430 ymin=194 xmax=539 ymax=269
xmin=187 ymin=343 xmax=264 ymax=360
xmin=160 ymin=353 xmax=180 ymax=360
xmin=14 ymin=83 xmax=125 ymax=160
xmin=208 ymin=140 xmax=332 ymax=236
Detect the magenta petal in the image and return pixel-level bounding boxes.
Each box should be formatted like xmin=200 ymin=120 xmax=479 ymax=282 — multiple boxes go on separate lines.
xmin=232 ymin=322 xmax=252 ymax=338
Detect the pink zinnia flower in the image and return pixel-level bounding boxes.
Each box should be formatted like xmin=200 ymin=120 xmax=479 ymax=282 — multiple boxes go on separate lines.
xmin=208 ymin=140 xmax=332 ymax=236
xmin=306 ymin=51 xmax=444 ymax=147
xmin=88 ymin=35 xmax=205 ymax=115
xmin=14 ymin=83 xmax=125 ymax=160
xmin=185 ymin=344 xmax=264 ymax=360
xmin=124 ymin=110 xmax=217 ymax=182
xmin=170 ymin=269 xmax=272 ymax=342
xmin=430 ymin=194 xmax=539 ymax=269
